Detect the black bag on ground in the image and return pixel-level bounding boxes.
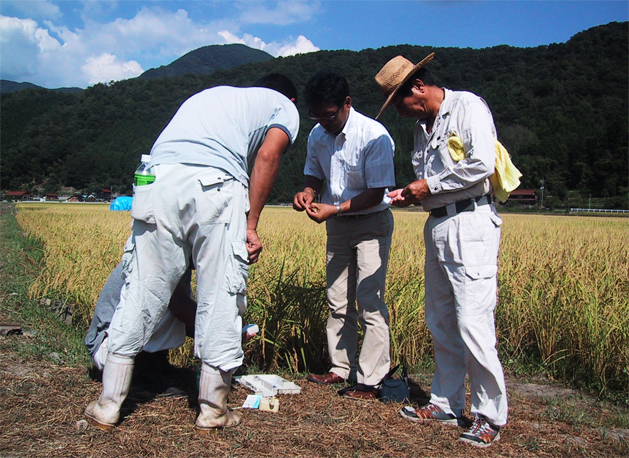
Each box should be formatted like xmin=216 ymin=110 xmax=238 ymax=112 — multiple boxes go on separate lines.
xmin=378 ymin=363 xmax=410 ymax=403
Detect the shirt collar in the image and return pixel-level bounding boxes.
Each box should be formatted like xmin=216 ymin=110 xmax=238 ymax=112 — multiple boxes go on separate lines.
xmin=434 ymin=88 xmax=452 ymax=121
xmin=418 ymin=88 xmax=451 ymax=136
xmin=323 ymin=106 xmax=355 ymax=139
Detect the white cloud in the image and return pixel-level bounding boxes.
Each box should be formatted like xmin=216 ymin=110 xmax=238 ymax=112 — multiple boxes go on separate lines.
xmin=0 ymin=4 xmax=321 ymax=88
xmin=219 ymin=31 xmax=269 ymax=52
xmin=0 ymin=16 xmax=57 ymax=81
xmin=82 ymin=53 xmax=143 ymax=85
xmin=44 ymin=20 xmax=79 ymax=48
xmin=275 ymin=35 xmax=319 ymax=56
xmin=219 ymin=30 xmax=319 ymax=57
xmin=34 ymin=25 xmax=61 ymax=52
xmin=80 ymin=7 xmax=237 ymax=63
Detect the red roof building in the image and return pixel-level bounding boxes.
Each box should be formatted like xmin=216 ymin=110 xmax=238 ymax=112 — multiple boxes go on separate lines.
xmin=506 ymin=189 xmax=538 ymax=206
xmin=3 ymin=191 xmax=34 ymax=201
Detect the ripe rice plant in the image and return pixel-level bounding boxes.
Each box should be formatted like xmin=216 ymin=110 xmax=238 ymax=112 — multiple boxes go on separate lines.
xmin=15 ymin=203 xmax=629 ymax=399
xmin=496 ymin=215 xmax=629 ymax=395
xmin=16 ymin=203 xmax=130 ymax=326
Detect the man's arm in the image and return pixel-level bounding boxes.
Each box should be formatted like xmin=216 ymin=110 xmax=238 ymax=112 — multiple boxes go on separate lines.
xmin=305 ymin=187 xmax=386 ymax=223
xmin=293 ymin=175 xmax=324 ymax=211
xmin=247 ymin=127 xmax=292 ymax=263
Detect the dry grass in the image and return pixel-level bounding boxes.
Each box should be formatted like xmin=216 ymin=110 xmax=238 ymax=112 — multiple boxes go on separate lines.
xmin=0 ymin=342 xmax=627 ymax=458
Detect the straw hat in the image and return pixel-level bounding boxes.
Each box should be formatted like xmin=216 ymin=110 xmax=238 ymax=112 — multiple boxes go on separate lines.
xmin=374 ymin=52 xmax=435 ymax=119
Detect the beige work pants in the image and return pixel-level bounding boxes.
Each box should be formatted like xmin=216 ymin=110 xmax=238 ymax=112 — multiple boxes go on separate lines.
xmin=325 ymin=209 xmax=393 ymax=386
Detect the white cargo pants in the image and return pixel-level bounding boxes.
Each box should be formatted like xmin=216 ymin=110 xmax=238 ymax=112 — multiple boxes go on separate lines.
xmin=424 ymin=204 xmax=508 ymax=426
xmin=108 ymin=163 xmax=249 ymax=371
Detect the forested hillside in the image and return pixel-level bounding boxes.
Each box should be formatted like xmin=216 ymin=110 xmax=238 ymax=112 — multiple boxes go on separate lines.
xmin=1 ymin=22 xmax=627 ymax=207
xmin=0 ymin=80 xmax=83 ymax=94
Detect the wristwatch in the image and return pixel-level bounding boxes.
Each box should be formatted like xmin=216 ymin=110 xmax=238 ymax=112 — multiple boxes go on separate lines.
xmin=335 ymin=203 xmax=342 ymax=216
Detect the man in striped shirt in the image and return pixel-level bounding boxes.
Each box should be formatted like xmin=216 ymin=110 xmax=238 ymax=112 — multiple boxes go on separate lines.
xmin=293 ymin=70 xmax=396 ymax=400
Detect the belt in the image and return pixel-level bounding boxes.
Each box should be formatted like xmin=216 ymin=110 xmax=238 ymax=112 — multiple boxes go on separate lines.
xmin=337 ymin=213 xmax=371 ymax=219
xmin=429 ymin=195 xmax=492 ymax=218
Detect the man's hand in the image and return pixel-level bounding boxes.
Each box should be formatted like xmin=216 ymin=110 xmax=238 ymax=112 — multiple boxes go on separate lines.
xmin=293 ymin=190 xmax=314 ymax=211
xmin=246 ymin=229 xmax=262 ymax=264
xmin=387 ymin=188 xmax=412 ymax=207
xmin=387 ymin=180 xmax=430 ymax=207
xmin=294 ymin=179 xmax=323 ymax=212
xmin=401 ymin=179 xmax=430 ymax=203
xmin=305 ymin=203 xmax=337 ymax=223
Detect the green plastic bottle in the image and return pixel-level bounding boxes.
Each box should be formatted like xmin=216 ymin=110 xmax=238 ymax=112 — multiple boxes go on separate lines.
xmin=134 ymin=154 xmax=155 ymax=186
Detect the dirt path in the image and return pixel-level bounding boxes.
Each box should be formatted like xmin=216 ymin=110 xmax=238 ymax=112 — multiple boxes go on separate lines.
xmin=0 ymin=337 xmax=627 ymax=458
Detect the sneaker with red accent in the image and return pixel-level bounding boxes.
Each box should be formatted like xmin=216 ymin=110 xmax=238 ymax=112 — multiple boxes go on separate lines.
xmin=399 ymin=403 xmax=464 ymax=426
xmin=459 ymin=416 xmax=501 ymax=447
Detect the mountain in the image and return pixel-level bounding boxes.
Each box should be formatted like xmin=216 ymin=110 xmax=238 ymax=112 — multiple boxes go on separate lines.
xmin=0 ymin=80 xmax=83 ymax=94
xmin=1 ymin=43 xmax=272 ymax=93
xmin=1 ymin=22 xmax=627 ymax=208
xmin=138 ymin=43 xmax=274 ymax=80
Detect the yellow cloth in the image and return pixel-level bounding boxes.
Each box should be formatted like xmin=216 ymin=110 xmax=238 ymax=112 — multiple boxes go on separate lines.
xmin=447 ymin=135 xmax=522 ymax=203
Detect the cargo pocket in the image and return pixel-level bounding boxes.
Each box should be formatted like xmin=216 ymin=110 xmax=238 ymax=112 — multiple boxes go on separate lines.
xmin=196 ymin=175 xmax=232 ymax=224
xmin=131 ymin=184 xmax=155 ymax=224
xmin=489 ymin=211 xmax=503 ymax=228
xmin=463 ymin=264 xmax=498 ymax=315
xmin=225 ymin=241 xmax=249 ymax=295
xmin=465 ymin=264 xmax=497 ymax=281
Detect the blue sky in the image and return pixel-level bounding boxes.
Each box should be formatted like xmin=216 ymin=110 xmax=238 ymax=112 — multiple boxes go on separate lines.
xmin=1 ymin=1 xmax=627 ymax=89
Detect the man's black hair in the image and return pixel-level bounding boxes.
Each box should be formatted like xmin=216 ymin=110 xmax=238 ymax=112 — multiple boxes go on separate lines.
xmin=304 ymin=70 xmax=350 ymax=108
xmin=252 ymin=73 xmax=298 ymax=102
xmin=398 ymin=67 xmax=437 ymax=98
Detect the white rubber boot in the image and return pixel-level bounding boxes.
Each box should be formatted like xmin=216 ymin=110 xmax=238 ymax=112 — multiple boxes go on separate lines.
xmin=85 ymin=353 xmax=134 ymax=431
xmin=195 ymin=363 xmax=242 ymax=431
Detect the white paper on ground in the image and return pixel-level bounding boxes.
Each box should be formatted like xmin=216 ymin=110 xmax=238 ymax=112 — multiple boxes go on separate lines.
xmin=242 ymin=394 xmax=262 ymax=409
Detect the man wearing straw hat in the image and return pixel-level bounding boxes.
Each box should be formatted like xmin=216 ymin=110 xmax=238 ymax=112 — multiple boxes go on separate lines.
xmin=374 ymin=53 xmax=507 ymax=447
xmin=293 ymin=70 xmax=395 ymax=399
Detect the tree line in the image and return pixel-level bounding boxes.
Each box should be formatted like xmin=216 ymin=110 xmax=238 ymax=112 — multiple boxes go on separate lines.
xmin=1 ymin=22 xmax=627 ymax=208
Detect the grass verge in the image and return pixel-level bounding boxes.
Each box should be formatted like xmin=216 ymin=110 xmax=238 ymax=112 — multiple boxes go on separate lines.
xmin=0 ymin=203 xmax=90 ymax=367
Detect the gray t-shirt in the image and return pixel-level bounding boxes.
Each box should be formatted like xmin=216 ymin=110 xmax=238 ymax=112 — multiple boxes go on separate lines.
xmin=149 ymin=86 xmax=300 ymax=186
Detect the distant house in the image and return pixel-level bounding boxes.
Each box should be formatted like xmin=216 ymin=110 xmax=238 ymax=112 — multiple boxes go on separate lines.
xmin=96 ymin=188 xmax=112 ymax=201
xmin=45 ymin=193 xmax=59 ymax=201
xmin=506 ymin=189 xmax=538 ymax=206
xmin=3 ymin=191 xmax=34 ymax=201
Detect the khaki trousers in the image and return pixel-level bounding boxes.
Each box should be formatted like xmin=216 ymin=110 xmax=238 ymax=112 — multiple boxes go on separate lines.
xmin=325 ymin=209 xmax=393 ymax=386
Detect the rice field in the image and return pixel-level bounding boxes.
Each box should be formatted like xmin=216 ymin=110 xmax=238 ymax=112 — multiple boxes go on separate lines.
xmin=15 ymin=203 xmax=629 ymax=398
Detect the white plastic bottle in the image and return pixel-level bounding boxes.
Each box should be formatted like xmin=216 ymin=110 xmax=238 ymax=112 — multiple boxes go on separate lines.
xmin=134 ymin=154 xmax=155 ymax=186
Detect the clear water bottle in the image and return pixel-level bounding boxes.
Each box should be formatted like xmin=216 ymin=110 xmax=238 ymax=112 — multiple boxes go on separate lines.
xmin=134 ymin=154 xmax=155 ymax=186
